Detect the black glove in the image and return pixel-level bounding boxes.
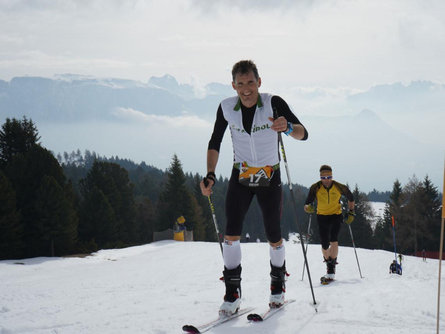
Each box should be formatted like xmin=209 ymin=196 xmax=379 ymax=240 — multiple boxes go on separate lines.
xmin=203 ymin=172 xmax=216 ymax=187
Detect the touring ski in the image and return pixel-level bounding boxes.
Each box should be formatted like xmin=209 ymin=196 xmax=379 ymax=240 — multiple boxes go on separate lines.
xmin=247 ymin=299 xmax=296 ymax=322
xmin=182 ymin=307 xmax=254 ymax=333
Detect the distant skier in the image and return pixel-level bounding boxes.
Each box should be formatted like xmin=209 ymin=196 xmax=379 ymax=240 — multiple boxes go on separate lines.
xmin=304 ymin=165 xmax=355 ymax=283
xmin=173 ymin=216 xmax=186 ymax=241
xmin=389 ymin=260 xmax=397 ymax=273
xmin=398 ymin=253 xmax=403 ymax=264
xmin=389 ymin=260 xmax=402 ymax=275
xmin=200 ymin=60 xmax=308 ymax=315
xmin=245 ymin=232 xmax=250 ymax=243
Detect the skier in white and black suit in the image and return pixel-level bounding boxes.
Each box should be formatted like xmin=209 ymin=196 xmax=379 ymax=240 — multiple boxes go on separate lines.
xmin=200 ymin=60 xmax=308 ymax=315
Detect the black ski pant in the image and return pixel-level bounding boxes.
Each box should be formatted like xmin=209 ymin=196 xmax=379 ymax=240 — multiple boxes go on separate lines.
xmin=317 ymin=214 xmax=342 ymax=250
xmin=225 ymin=167 xmax=282 ymax=243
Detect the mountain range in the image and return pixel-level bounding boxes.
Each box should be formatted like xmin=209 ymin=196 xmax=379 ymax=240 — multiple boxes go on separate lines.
xmin=0 ymin=74 xmax=232 ymax=122
xmin=0 ymin=74 xmax=443 ymax=192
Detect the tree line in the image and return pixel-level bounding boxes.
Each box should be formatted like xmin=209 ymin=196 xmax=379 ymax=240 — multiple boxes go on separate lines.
xmin=0 ymin=117 xmax=442 ymax=260
xmin=373 ymin=176 xmax=443 ymax=255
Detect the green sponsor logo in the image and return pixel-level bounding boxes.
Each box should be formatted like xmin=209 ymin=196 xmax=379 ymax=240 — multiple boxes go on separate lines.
xmin=231 ymin=123 xmax=270 ymax=133
xmin=252 ymin=123 xmax=271 ymax=133
xmin=231 ymin=124 xmax=245 ymax=133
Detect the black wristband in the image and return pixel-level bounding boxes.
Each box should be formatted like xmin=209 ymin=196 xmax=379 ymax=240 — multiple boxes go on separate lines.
xmin=206 ymin=172 xmax=216 ymax=184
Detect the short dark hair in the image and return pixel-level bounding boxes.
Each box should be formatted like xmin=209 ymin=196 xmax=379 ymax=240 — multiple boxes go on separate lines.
xmin=319 ymin=165 xmax=332 ymax=173
xmin=232 ymin=60 xmax=259 ymax=82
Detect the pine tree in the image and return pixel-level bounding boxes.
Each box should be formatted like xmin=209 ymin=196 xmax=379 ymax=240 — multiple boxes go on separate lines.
xmin=352 ymin=185 xmax=374 ymax=249
xmin=79 ymin=185 xmax=118 ymax=250
xmin=0 ymin=170 xmax=23 ymax=259
xmin=389 ymin=179 xmax=403 ymax=212
xmin=135 ymin=197 xmax=155 ymax=244
xmin=79 ymin=161 xmax=136 ymax=248
xmin=420 ymin=175 xmax=442 ymax=251
xmin=380 ymin=176 xmax=441 ymax=255
xmin=378 ymin=179 xmax=404 ymax=253
xmin=156 ymin=154 xmax=193 ymax=232
xmin=34 ymin=175 xmax=78 ymax=256
xmin=392 ymin=175 xmax=434 ymax=254
xmin=3 ymin=141 xmax=78 ymax=257
xmin=0 ymin=117 xmax=40 ymax=168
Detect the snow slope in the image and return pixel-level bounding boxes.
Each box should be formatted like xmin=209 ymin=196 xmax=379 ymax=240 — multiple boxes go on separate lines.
xmin=0 ymin=240 xmax=442 ymax=333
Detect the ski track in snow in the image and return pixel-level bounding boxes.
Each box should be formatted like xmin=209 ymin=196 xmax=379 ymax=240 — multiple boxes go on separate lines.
xmin=0 ymin=240 xmax=443 ymax=333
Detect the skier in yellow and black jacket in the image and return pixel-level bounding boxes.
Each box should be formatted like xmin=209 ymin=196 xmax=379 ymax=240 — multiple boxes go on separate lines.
xmin=304 ymin=164 xmax=355 ymax=283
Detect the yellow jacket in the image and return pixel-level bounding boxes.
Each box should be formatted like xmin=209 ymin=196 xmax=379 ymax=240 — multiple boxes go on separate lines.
xmin=305 ymin=181 xmax=354 ymax=215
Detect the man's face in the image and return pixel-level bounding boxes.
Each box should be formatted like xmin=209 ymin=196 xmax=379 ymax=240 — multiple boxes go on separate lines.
xmin=232 ymin=71 xmax=261 ymax=108
xmin=320 ymin=170 xmax=333 ymax=188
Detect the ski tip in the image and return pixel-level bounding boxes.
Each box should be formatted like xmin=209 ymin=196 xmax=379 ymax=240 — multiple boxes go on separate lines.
xmin=182 ymin=324 xmax=200 ymax=333
xmin=247 ymin=313 xmax=264 ymax=322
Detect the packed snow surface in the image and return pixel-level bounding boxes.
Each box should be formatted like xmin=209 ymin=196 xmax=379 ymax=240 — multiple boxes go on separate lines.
xmin=1 ymin=240 xmax=443 ymax=333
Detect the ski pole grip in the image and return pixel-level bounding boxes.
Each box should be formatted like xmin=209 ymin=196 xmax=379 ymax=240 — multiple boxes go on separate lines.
xmin=204 ymin=172 xmax=216 ymax=187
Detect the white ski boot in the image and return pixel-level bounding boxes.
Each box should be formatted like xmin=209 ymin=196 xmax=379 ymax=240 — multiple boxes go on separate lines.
xmin=219 ymin=291 xmax=241 ymax=316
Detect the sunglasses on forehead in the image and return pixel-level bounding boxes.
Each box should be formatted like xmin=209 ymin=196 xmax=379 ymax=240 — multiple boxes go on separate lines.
xmin=320 ymin=176 xmax=332 ymax=180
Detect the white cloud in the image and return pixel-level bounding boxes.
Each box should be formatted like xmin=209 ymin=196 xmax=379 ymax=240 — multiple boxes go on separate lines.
xmin=113 ymin=107 xmax=212 ymax=129
xmin=2 ymin=0 xmax=443 ymax=192
xmin=0 ymin=0 xmax=444 ymax=90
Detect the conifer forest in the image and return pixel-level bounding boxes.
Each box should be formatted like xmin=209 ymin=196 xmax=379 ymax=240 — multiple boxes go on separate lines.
xmin=0 ymin=117 xmax=442 ymax=260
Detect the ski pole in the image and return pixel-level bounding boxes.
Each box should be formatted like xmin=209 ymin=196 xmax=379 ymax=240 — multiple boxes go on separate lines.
xmin=435 ymin=163 xmax=445 ymax=334
xmin=301 ymin=214 xmax=312 ymax=281
xmin=274 ymin=110 xmax=317 ymax=311
xmin=208 ymin=195 xmax=224 ymax=256
xmin=347 ymin=224 xmax=363 ymax=278
xmin=391 ymin=216 xmax=398 ymax=263
xmin=203 ymin=178 xmax=224 ymax=257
